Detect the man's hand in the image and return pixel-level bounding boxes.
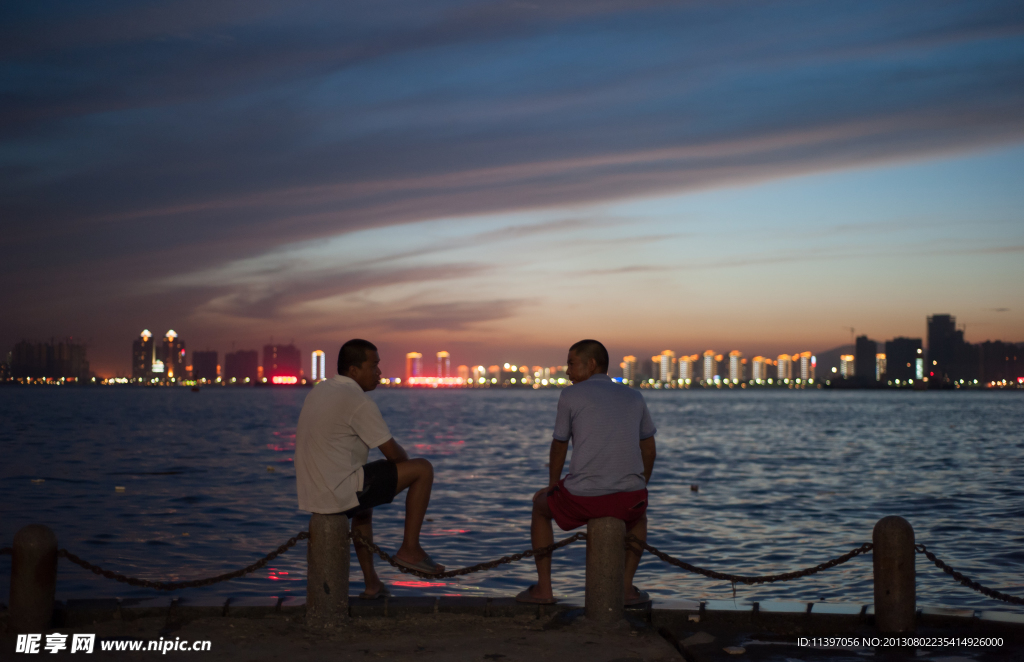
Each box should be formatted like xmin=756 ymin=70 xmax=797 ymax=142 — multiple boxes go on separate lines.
xmin=378 ymin=438 xmax=410 ymax=463
xmin=548 ymin=438 xmax=569 ymax=487
xmin=639 ymin=436 xmax=656 ymax=485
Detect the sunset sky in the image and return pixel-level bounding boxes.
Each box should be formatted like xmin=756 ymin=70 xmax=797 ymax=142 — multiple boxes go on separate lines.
xmin=2 ymin=1 xmax=1023 ymax=377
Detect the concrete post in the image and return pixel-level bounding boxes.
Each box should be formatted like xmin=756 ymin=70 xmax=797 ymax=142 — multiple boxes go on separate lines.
xmin=873 ymin=516 xmax=915 ymax=633
xmin=9 ymin=524 xmax=58 ymax=633
xmin=306 ymin=513 xmax=349 ymax=627
xmin=585 ymin=517 xmax=625 ymax=623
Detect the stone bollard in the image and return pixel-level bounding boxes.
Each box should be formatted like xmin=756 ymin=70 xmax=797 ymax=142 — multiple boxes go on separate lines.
xmin=585 ymin=517 xmax=625 ymax=624
xmin=9 ymin=524 xmax=58 ymax=634
xmin=306 ymin=513 xmax=350 ymax=627
xmin=873 ymin=516 xmax=916 ymax=633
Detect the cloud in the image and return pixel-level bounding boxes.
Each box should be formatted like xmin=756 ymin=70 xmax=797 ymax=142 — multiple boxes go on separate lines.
xmin=380 ymin=298 xmax=531 ymax=332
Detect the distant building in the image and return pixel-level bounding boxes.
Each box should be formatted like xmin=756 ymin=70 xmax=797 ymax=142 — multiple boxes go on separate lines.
xmin=840 ymin=354 xmax=855 ymax=378
xmin=777 ymin=354 xmax=792 ymax=381
xmin=885 ymin=337 xmax=922 ymax=381
xmin=798 ymin=351 xmax=814 ymax=381
xmin=658 ymin=350 xmax=676 ymax=383
xmin=437 ymin=351 xmax=450 ymax=378
xmin=192 ymin=351 xmax=218 ymax=383
xmin=224 ymin=350 xmax=259 ymax=383
xmin=311 ymin=350 xmax=326 ymax=381
xmin=854 ymin=336 xmax=877 ymax=383
xmin=751 ymin=356 xmax=768 ymax=382
xmin=927 ymin=314 xmax=958 ymax=383
xmin=678 ymin=355 xmax=695 ymax=382
xmin=162 ymin=330 xmax=186 ymax=382
xmin=457 ymin=365 xmax=470 ymax=381
xmin=263 ymin=343 xmax=302 ymax=384
xmin=728 ymin=350 xmax=743 ymax=382
xmin=11 ymin=338 xmax=90 ymax=381
xmin=405 ymin=352 xmax=423 ymax=383
xmin=703 ymin=350 xmax=717 ymax=382
xmin=978 ymin=341 xmax=1021 ymax=385
xmin=132 ymin=330 xmax=156 ymax=380
xmin=875 ymin=353 xmax=886 ymax=381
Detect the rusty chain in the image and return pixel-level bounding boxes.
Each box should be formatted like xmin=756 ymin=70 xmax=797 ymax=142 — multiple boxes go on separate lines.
xmin=56 ymin=532 xmax=309 ymax=591
xmin=916 ymin=544 xmax=1024 ymax=605
xmin=626 ymin=535 xmax=874 ymax=585
xmin=349 ymin=530 xmax=587 ymax=579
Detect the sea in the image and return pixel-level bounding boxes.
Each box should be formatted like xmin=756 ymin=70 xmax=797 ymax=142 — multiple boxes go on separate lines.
xmin=1 ymin=386 xmax=1022 ymax=614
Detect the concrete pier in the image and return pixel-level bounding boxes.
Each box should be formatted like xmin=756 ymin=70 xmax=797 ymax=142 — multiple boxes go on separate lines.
xmin=305 ymin=513 xmax=350 ymax=627
xmin=873 ymin=515 xmax=916 ymax=633
xmin=584 ymin=517 xmax=625 ymax=623
xmin=9 ymin=524 xmax=58 ymax=633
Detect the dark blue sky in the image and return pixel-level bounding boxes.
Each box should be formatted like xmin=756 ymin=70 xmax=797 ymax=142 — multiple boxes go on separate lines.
xmin=3 ymin=1 xmax=1023 ymax=376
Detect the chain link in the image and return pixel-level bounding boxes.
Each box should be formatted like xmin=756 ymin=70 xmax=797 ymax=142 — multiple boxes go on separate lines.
xmin=916 ymin=544 xmax=1024 ymax=605
xmin=56 ymin=532 xmax=309 ymax=591
xmin=349 ymin=530 xmax=587 ymax=579
xmin=626 ymin=535 xmax=874 ymax=585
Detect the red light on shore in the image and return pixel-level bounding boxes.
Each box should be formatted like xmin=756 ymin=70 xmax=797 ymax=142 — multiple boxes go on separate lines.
xmin=271 ymin=375 xmax=298 ymax=385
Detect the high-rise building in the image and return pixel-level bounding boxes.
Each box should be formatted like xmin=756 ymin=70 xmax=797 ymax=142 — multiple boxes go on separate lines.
xmin=405 ymin=352 xmax=422 ymax=383
xmin=855 ymin=336 xmax=877 ymax=383
xmin=224 ymin=350 xmax=259 ymax=383
xmin=457 ymin=365 xmax=470 ymax=382
xmin=311 ymin=350 xmax=326 ymax=381
xmin=703 ymin=350 xmax=717 ymax=382
xmin=263 ymin=343 xmax=302 ymax=384
xmin=798 ymin=351 xmax=814 ymax=381
xmin=620 ymin=355 xmax=637 ymax=383
xmin=728 ymin=350 xmax=743 ymax=382
xmin=11 ymin=338 xmax=90 ymax=381
xmin=840 ymin=354 xmax=855 ymax=378
xmin=162 ymin=330 xmax=186 ymax=382
xmin=192 ymin=351 xmax=218 ymax=382
xmin=875 ymin=353 xmax=887 ymax=381
xmin=436 ymin=351 xmax=450 ymax=378
xmin=777 ymin=354 xmax=792 ymax=381
xmin=658 ymin=350 xmax=676 ymax=383
xmin=131 ymin=330 xmax=155 ymax=380
xmin=751 ymin=356 xmax=768 ymax=382
xmin=885 ymin=337 xmax=922 ymax=381
xmin=927 ymin=314 xmax=957 ymax=382
xmin=678 ymin=355 xmax=695 ymax=382
xmin=472 ymin=365 xmax=488 ymax=384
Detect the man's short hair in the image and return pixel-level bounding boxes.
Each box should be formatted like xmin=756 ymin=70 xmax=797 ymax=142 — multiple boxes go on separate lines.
xmin=569 ymin=339 xmax=609 ymax=373
xmin=338 ymin=339 xmax=378 ymax=376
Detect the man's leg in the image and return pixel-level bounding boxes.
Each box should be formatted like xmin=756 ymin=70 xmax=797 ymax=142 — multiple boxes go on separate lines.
xmin=350 ymin=509 xmax=384 ymax=597
xmin=392 ymin=458 xmax=443 ymax=571
xmin=623 ymin=515 xmax=647 ymax=601
xmin=529 ymin=488 xmax=556 ymax=600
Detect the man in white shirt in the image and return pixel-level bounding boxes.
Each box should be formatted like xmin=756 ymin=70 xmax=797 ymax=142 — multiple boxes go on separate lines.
xmin=296 ymin=339 xmax=444 ymax=598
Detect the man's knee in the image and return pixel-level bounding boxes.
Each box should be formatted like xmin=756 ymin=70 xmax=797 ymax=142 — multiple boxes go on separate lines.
xmin=532 ymin=488 xmax=552 ymax=516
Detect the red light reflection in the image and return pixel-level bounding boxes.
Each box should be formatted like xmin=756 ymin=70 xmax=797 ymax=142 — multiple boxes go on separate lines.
xmin=393 ymin=581 xmax=446 ymax=587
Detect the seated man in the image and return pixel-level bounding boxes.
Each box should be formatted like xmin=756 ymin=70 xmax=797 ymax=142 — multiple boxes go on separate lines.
xmin=296 ymin=338 xmax=444 ymax=598
xmin=518 ymin=339 xmax=656 ymax=605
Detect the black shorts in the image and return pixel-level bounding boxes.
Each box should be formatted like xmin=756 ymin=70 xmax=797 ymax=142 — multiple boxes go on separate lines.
xmin=343 ymin=459 xmax=398 ymax=518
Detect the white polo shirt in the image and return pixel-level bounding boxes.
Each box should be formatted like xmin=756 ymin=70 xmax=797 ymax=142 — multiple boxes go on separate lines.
xmin=295 ymin=375 xmax=393 ymax=513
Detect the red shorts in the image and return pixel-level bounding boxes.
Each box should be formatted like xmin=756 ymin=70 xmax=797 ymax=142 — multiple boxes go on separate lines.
xmin=546 ymin=479 xmax=648 ymax=531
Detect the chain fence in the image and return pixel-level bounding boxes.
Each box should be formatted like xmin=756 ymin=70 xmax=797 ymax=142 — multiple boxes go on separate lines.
xmin=916 ymin=544 xmax=1024 ymax=606
xmin=3 ymin=532 xmax=1023 ymax=606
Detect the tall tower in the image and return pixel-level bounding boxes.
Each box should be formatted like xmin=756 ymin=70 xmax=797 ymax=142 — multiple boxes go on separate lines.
xmin=659 ymin=350 xmax=676 ymax=383
xmin=777 ymin=354 xmax=792 ymax=381
xmin=162 ymin=330 xmax=186 ymax=382
xmin=855 ymin=336 xmax=877 ymax=383
xmin=405 ymin=352 xmax=422 ymax=383
xmin=311 ymin=350 xmax=326 ymax=381
xmin=728 ymin=350 xmax=743 ymax=382
xmin=620 ymin=355 xmax=637 ymax=383
xmin=436 ymin=351 xmax=450 ymax=378
xmin=703 ymin=350 xmax=717 ymax=382
xmin=132 ymin=330 xmax=155 ymax=380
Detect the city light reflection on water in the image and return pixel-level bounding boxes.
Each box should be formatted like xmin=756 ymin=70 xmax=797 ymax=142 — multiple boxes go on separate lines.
xmin=1 ymin=387 xmax=1021 ymax=614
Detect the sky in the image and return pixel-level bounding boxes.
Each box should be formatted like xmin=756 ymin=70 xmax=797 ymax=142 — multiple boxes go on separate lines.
xmin=2 ymin=0 xmax=1023 ymax=378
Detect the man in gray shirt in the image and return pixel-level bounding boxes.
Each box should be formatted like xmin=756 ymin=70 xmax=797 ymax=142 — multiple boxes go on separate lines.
xmin=517 ymin=339 xmax=657 ymax=605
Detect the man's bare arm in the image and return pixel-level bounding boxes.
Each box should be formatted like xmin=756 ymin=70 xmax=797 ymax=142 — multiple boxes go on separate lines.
xmin=639 ymin=436 xmax=656 ymax=485
xmin=378 ymin=438 xmax=410 ymax=463
xmin=549 ymin=439 xmax=569 ymax=487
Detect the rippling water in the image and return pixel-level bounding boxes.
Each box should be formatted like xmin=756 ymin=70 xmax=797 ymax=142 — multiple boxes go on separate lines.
xmin=1 ymin=387 xmax=1022 ymax=614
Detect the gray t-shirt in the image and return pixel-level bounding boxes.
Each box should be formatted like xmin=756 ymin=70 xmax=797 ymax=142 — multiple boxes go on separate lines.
xmin=553 ymin=373 xmax=657 ymax=497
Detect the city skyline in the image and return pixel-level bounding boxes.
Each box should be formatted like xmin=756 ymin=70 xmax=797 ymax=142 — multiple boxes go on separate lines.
xmin=2 ymin=2 xmax=1023 ymax=377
